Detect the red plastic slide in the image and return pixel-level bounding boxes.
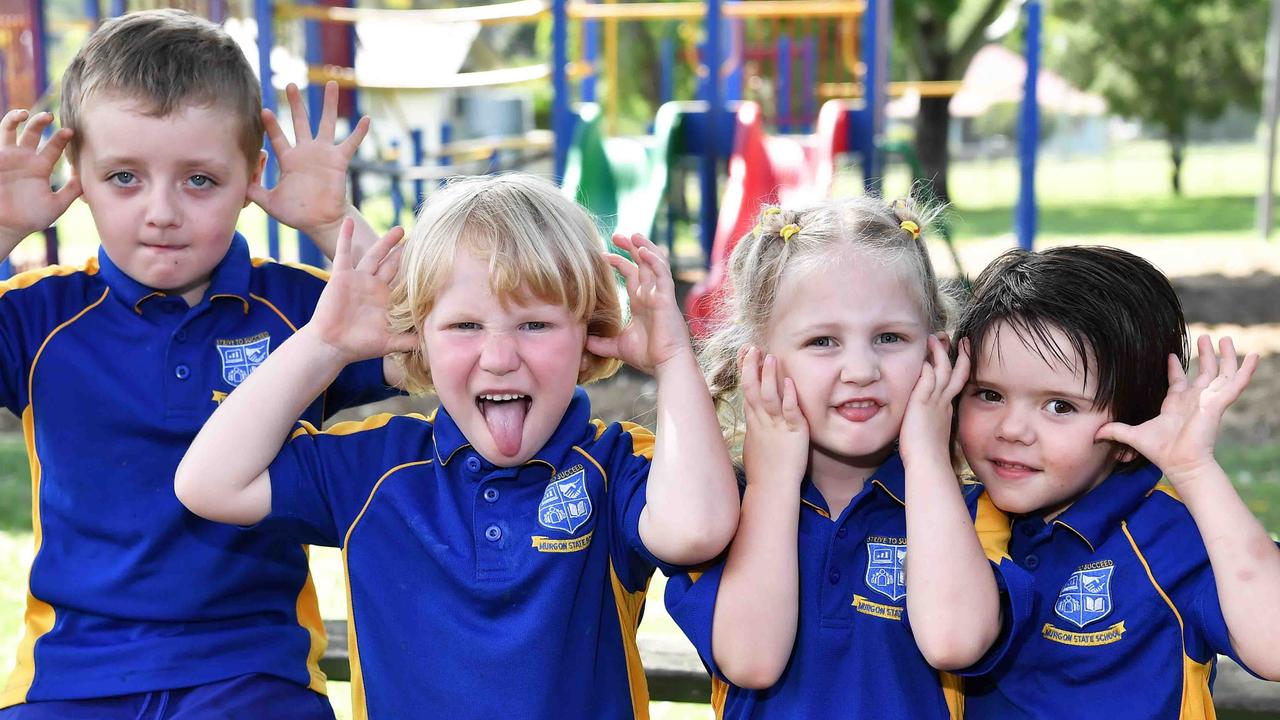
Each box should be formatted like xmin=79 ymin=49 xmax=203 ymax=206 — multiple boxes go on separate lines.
xmin=686 ymin=100 xmax=855 ymax=335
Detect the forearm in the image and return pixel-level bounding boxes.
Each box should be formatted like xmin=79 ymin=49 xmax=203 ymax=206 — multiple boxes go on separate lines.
xmin=904 ymin=452 xmax=1001 ymax=669
xmin=711 ymin=482 xmax=800 ymax=688
xmin=1175 ymin=463 xmax=1280 ymax=679
xmin=301 ymin=204 xmax=378 ymax=262
xmin=175 ymin=328 xmax=347 ymax=524
xmin=640 ymin=349 xmax=740 ymax=564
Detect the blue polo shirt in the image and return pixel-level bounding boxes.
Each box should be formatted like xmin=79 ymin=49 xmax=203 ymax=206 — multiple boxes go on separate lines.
xmin=963 ymin=463 xmax=1271 ymax=719
xmin=0 ymin=235 xmax=392 ymax=708
xmin=664 ymin=454 xmax=1031 ymax=720
xmin=262 ymin=388 xmax=673 ymax=720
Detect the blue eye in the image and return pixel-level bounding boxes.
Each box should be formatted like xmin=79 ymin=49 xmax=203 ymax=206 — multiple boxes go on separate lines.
xmin=187 ymin=174 xmax=215 ymax=188
xmin=108 ymin=171 xmax=136 ymax=186
xmin=452 ymin=322 xmax=480 ymax=331
xmin=807 ymin=336 xmax=834 ymax=348
xmin=875 ymin=332 xmax=903 ymax=344
xmin=522 ymin=321 xmax=549 ymax=331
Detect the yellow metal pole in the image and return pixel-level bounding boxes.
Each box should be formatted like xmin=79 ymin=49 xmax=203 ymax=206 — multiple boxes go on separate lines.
xmin=606 ymin=0 xmax=619 ymax=134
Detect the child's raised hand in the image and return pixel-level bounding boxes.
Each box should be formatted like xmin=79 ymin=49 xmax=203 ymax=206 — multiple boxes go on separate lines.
xmin=1096 ymin=335 xmax=1258 ymax=485
xmin=306 ymin=218 xmax=418 ymax=364
xmin=587 ymin=233 xmax=693 ymax=375
xmin=0 ymin=110 xmax=81 ymax=256
xmin=741 ymin=346 xmax=809 ymax=484
xmin=248 ymin=82 xmax=370 ymax=239
xmin=900 ymin=335 xmax=970 ymax=465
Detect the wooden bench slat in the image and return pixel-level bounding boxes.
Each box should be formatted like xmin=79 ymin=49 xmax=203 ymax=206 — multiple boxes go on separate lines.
xmin=320 ymin=620 xmax=1280 ymax=709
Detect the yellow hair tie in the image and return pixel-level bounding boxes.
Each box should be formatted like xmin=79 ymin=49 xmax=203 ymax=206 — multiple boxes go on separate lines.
xmin=762 ymin=207 xmax=782 ymax=217
xmin=780 ymin=223 xmax=801 ymax=241
xmin=900 ymin=220 xmax=920 ymax=240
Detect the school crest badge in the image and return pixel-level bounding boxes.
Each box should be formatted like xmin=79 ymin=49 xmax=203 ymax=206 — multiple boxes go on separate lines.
xmin=216 ymin=332 xmax=271 ymax=386
xmin=1054 ymin=563 xmax=1115 ymax=629
xmin=865 ymin=541 xmax=907 ymax=602
xmin=538 ymin=465 xmax=592 ymax=534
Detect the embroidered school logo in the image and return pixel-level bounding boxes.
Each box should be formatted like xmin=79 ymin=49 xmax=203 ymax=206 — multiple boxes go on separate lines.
xmin=538 ymin=465 xmax=592 ymax=534
xmin=865 ymin=540 xmax=907 ymax=602
xmin=215 ymin=332 xmax=271 ymax=386
xmin=1054 ymin=561 xmax=1115 ymax=629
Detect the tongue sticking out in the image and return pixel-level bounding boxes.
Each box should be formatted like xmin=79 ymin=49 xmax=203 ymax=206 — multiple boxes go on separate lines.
xmin=481 ymin=399 xmax=528 ymax=457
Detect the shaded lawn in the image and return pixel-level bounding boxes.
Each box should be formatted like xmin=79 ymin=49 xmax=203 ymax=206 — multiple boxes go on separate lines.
xmin=949 ymin=193 xmax=1258 ymax=241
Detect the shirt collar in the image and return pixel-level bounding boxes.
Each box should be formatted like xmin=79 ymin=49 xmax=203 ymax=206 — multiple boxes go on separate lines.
xmin=799 ymin=452 xmax=906 ymax=517
xmin=1050 ymin=462 xmax=1163 ymax=550
xmin=432 ymin=387 xmax=593 ymax=471
xmin=96 ymin=233 xmax=251 ymax=313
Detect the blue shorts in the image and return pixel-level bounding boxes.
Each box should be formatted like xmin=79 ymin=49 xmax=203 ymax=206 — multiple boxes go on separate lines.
xmin=0 ymin=674 xmax=335 ymax=720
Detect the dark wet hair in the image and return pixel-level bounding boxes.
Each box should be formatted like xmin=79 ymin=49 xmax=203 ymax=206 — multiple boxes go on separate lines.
xmin=954 ymin=245 xmax=1188 ymax=471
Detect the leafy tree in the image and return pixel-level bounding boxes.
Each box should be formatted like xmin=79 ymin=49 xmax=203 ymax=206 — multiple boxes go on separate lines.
xmin=1051 ymin=0 xmax=1266 ymax=194
xmin=895 ymin=0 xmax=1012 ymax=204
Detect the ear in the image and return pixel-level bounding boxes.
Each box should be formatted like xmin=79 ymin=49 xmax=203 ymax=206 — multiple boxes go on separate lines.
xmin=580 ymin=349 xmax=592 ymax=375
xmin=244 ymin=150 xmax=267 ymax=208
xmin=935 ymin=331 xmax=952 ymax=353
xmin=1114 ymin=446 xmax=1138 ymax=464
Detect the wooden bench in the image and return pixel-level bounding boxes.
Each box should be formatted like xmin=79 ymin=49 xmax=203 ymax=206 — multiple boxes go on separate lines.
xmin=319 ymin=621 xmax=1280 ymax=709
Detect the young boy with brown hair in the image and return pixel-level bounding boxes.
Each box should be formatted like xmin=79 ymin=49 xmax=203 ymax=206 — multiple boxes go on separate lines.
xmin=0 ymin=10 xmax=389 ymax=718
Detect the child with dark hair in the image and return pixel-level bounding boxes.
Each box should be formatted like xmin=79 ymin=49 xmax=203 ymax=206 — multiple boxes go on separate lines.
xmin=907 ymin=245 xmax=1280 ymax=718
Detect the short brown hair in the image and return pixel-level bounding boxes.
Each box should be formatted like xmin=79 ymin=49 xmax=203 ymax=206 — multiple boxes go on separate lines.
xmin=61 ymin=9 xmax=263 ymax=167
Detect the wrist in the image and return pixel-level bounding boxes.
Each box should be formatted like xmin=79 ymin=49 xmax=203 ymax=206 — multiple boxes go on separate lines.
xmin=295 ymin=324 xmax=360 ymax=372
xmin=298 ymin=204 xmax=355 ymax=240
xmin=652 ymin=342 xmax=697 ymax=378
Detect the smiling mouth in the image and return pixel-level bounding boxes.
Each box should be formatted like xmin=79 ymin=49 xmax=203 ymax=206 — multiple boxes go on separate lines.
xmin=477 ymin=394 xmax=531 ymax=457
xmin=836 ymin=399 xmax=881 ymax=422
xmin=990 ymin=459 xmax=1039 ymax=475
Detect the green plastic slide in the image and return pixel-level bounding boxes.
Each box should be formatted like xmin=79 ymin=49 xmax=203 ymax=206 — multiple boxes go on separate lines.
xmin=562 ymin=101 xmax=689 ymax=246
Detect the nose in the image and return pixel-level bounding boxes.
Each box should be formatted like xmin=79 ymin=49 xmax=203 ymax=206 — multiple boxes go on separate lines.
xmin=144 ymin=187 xmax=180 ymax=228
xmin=994 ymin=406 xmax=1034 ymax=445
xmin=478 ymin=332 xmax=519 ymax=375
xmin=839 ymin=346 xmax=881 ymax=386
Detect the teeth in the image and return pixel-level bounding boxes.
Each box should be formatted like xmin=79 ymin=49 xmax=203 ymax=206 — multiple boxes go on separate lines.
xmin=479 ymin=394 xmax=526 ymax=402
xmin=842 ymin=400 xmax=877 ymax=408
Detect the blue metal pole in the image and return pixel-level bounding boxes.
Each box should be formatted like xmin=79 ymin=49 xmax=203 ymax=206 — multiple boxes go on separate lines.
xmin=84 ymin=0 xmax=100 ymax=26
xmin=552 ymin=0 xmax=570 ymax=180
xmin=410 ymin=128 xmax=425 ymax=210
xmin=801 ymin=39 xmax=815 ymax=133
xmin=28 ymin=0 xmax=55 ymax=270
xmin=660 ymin=31 xmax=674 ymax=104
xmin=1015 ymin=0 xmax=1040 ymax=250
xmin=860 ymin=0 xmax=889 ymax=193
xmin=298 ymin=1 xmax=324 ymax=267
xmin=255 ymin=0 xmax=280 ymax=259
xmin=109 ymin=0 xmax=125 ymax=18
xmin=439 ymin=121 xmax=453 ymax=188
xmin=698 ymin=0 xmax=722 ymax=265
xmin=582 ymin=3 xmax=598 ymax=103
xmin=389 ymin=139 xmax=403 ymax=225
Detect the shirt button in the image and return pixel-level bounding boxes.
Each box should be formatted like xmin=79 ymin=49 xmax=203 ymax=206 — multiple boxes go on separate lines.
xmin=483 ymin=487 xmax=499 ymax=503
xmin=174 ymin=364 xmax=190 ymax=380
xmin=1024 ymin=554 xmax=1040 ymax=569
xmin=175 ymin=330 xmax=188 ymax=342
xmin=484 ymin=525 xmax=502 ymax=542
xmin=828 ymin=569 xmax=841 ymax=584
xmin=465 ymin=457 xmax=482 ymax=473
xmin=836 ymin=526 xmax=848 ymax=538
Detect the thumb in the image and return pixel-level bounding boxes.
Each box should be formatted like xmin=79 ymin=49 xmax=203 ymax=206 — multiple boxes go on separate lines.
xmin=387 ymin=331 xmax=421 ymax=355
xmin=585 ymin=334 xmax=621 ymax=360
xmin=1094 ymin=421 xmax=1135 ymax=447
xmin=245 ymin=182 xmax=269 ymax=211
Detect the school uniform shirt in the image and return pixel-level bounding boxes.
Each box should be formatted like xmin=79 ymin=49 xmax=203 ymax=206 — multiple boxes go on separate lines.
xmin=262 ymin=387 xmax=673 ymax=720
xmin=664 ymin=453 xmax=1032 ymax=720
xmin=963 ymin=462 xmax=1274 ymax=719
xmin=0 ymin=235 xmax=392 ymax=708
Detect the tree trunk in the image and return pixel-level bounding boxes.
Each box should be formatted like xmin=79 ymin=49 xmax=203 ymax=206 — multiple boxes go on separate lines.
xmin=915 ymin=95 xmax=953 ymax=203
xmin=1169 ymin=134 xmax=1185 ymax=195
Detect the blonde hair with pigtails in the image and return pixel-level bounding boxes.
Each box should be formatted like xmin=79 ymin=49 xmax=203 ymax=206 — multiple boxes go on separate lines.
xmin=698 ymin=195 xmax=952 ymax=455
